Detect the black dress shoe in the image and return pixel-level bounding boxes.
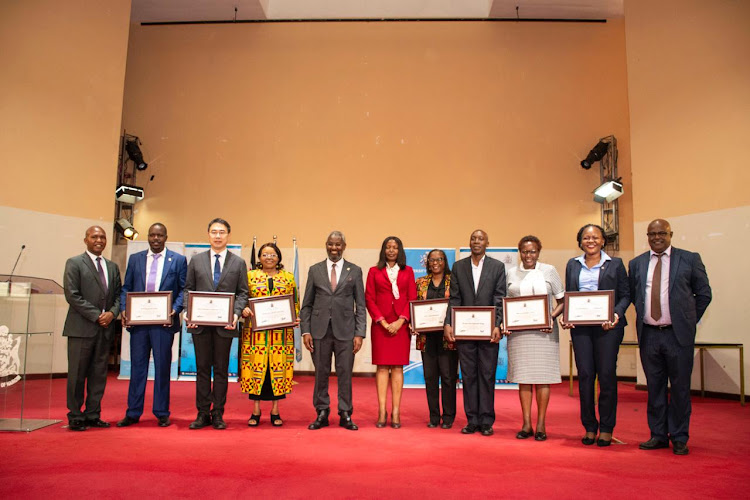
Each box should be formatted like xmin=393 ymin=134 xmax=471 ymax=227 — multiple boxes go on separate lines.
xmin=376 ymin=411 xmax=387 ymax=428
xmin=308 ymin=409 xmax=330 ymax=430
xmin=480 ymin=425 xmax=494 ymax=436
xmin=461 ymin=423 xmax=478 ymax=434
xmin=86 ymin=418 xmax=110 ymax=428
xmin=157 ymin=416 xmax=171 ymax=427
xmin=535 ymin=431 xmax=547 ymax=441
xmin=441 ymin=420 xmax=453 ymax=429
xmin=189 ymin=413 xmax=211 ymax=430
xmin=116 ymin=416 xmax=139 ymax=427
xmin=339 ymin=412 xmax=358 ymax=431
xmin=68 ymin=420 xmax=87 ymax=432
xmin=639 ymin=438 xmax=669 ymax=450
xmin=581 ymin=435 xmax=596 ymax=445
xmin=516 ymin=428 xmax=534 ymax=439
xmin=427 ymin=422 xmax=438 ymax=428
xmin=597 ymin=438 xmax=612 ymax=447
xmin=672 ymin=441 xmax=689 ymax=455
xmin=211 ymin=414 xmax=226 ymax=430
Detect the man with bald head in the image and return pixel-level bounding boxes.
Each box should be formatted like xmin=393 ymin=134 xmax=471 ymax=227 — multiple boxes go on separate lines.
xmin=62 ymin=226 xmax=122 ymax=431
xmin=444 ymin=229 xmax=506 ymax=436
xmin=629 ymin=219 xmax=712 ymax=455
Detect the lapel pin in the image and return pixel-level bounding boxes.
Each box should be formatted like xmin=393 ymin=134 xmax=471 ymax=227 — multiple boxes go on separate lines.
xmin=347 ymin=267 xmax=350 ymax=271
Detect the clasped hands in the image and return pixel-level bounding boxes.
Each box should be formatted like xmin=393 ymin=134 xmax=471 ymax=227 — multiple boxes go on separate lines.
xmin=380 ymin=318 xmax=405 ymax=336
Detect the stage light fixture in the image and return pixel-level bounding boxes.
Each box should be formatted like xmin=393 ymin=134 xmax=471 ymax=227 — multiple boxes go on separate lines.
xmin=125 ymin=139 xmax=148 ymax=171
xmin=580 ymin=140 xmax=610 ymax=169
xmin=115 ymin=184 xmax=144 ymax=204
xmin=593 ymin=180 xmax=624 ymax=203
xmin=116 ymin=218 xmax=139 ymax=240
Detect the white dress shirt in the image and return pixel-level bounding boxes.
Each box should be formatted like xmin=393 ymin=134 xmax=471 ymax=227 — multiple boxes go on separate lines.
xmin=86 ymin=250 xmax=108 ymax=288
xmin=212 ymin=248 xmax=228 ymax=273
xmin=471 ymin=255 xmax=485 ymax=293
xmin=326 ymin=258 xmax=345 ymax=286
xmin=146 ymin=248 xmax=167 ymax=291
xmin=644 ymin=246 xmax=672 ymax=326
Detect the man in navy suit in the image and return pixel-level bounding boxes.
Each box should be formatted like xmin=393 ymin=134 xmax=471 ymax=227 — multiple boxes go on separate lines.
xmin=629 ymin=219 xmax=712 ymax=455
xmin=117 ymin=223 xmax=187 ymax=428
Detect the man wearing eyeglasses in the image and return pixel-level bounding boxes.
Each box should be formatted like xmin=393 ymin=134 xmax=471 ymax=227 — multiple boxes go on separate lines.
xmin=183 ymin=218 xmax=249 ymax=430
xmin=628 ymin=219 xmax=712 ymax=455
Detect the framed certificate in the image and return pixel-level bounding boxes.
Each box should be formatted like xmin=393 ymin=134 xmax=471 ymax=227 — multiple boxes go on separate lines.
xmin=126 ymin=291 xmax=172 ymax=326
xmin=187 ymin=291 xmax=235 ymax=326
xmin=451 ymin=306 xmax=495 ymax=341
xmin=410 ymin=299 xmax=449 ymax=333
xmin=503 ymin=294 xmax=551 ymax=332
xmin=248 ymin=294 xmax=297 ymax=332
xmin=563 ymin=290 xmax=614 ymax=325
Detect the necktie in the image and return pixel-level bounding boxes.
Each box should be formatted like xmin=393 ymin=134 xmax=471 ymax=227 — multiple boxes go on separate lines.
xmin=213 ymin=254 xmax=221 ymax=289
xmin=650 ymin=253 xmax=663 ymax=321
xmin=96 ymin=257 xmax=107 ymax=289
xmin=330 ymin=263 xmax=337 ymax=291
xmin=146 ymin=254 xmax=161 ymax=292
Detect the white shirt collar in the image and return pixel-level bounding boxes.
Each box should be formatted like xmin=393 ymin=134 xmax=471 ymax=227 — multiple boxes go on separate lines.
xmin=650 ymin=246 xmax=672 ymax=257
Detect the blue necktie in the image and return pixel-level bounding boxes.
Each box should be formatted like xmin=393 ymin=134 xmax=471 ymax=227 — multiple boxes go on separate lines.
xmin=213 ymin=254 xmax=221 ymax=289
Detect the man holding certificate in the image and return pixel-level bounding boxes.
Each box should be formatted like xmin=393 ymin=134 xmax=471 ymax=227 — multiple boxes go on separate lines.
xmin=117 ymin=223 xmax=187 ymax=428
xmin=444 ymin=230 xmax=506 ymax=436
xmin=184 ymin=218 xmax=249 ymax=430
xmin=629 ymin=219 xmax=711 ymax=455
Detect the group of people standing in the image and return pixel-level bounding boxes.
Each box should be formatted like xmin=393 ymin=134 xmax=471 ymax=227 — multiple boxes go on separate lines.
xmin=62 ymin=218 xmax=711 ymax=455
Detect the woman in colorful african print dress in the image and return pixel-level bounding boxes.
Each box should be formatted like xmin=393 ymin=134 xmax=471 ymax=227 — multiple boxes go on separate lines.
xmin=240 ymin=243 xmax=300 ymax=427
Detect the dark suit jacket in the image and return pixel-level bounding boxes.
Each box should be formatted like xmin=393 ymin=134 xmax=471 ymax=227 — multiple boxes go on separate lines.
xmin=628 ymin=247 xmax=711 ymax=347
xmin=565 ymin=255 xmax=630 ymax=327
xmin=62 ymin=253 xmax=122 ymax=338
xmin=120 ymin=249 xmax=188 ymax=333
xmin=184 ymin=250 xmax=249 ymax=338
xmin=299 ymin=259 xmax=366 ymax=341
xmin=445 ymin=255 xmax=506 ymax=327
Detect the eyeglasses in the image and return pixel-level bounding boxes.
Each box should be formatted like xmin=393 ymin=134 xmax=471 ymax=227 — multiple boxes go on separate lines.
xmin=646 ymin=231 xmax=670 ymax=238
xmin=261 ymin=253 xmax=278 ymax=258
xmin=428 ymin=258 xmax=445 ymax=263
xmin=209 ymin=230 xmax=227 ymax=236
xmin=520 ymin=250 xmax=538 ymax=255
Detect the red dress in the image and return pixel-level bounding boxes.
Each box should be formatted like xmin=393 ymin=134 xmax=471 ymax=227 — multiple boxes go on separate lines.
xmin=365 ymin=265 xmax=417 ymax=365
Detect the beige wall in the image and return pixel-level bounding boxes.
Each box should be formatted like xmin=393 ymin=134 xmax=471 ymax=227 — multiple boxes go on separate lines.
xmin=121 ymin=20 xmax=633 ymax=252
xmin=625 ymin=0 xmax=750 ymax=394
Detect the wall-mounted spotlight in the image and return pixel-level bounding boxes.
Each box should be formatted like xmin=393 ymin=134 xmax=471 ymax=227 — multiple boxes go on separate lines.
xmin=125 ymin=139 xmax=148 ymax=171
xmin=594 ymin=180 xmax=623 ymax=203
xmin=116 ymin=218 xmax=139 ymax=240
xmin=115 ymin=184 xmax=144 ymax=204
xmin=580 ymin=140 xmax=610 ymax=169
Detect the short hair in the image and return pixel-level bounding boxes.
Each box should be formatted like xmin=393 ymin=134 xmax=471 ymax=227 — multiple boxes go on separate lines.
xmin=256 ymin=242 xmax=284 ymax=270
xmin=149 ymin=222 xmax=167 ymax=235
xmin=517 ymin=235 xmax=542 ymax=252
xmin=327 ymin=230 xmax=346 ymax=244
xmin=85 ymin=225 xmax=105 ymax=237
xmin=376 ymin=236 xmax=406 ymax=270
xmin=207 ymin=218 xmax=231 ymax=233
xmin=426 ymin=249 xmax=451 ymax=276
xmin=576 ymin=224 xmax=607 ymax=249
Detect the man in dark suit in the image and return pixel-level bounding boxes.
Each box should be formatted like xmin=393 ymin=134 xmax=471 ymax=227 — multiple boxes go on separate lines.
xmin=117 ymin=223 xmax=187 ymax=428
xmin=62 ymin=226 xmax=122 ymax=431
xmin=444 ymin=229 xmax=506 ymax=436
xmin=629 ymin=219 xmax=712 ymax=455
xmin=300 ymin=231 xmax=366 ymax=431
xmin=184 ymin=218 xmax=249 ymax=430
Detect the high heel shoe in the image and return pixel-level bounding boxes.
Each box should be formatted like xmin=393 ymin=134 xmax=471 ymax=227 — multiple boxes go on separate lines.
xmin=248 ymin=412 xmax=261 ymax=427
xmin=376 ymin=411 xmax=387 ymax=428
xmin=391 ymin=412 xmax=401 ymax=429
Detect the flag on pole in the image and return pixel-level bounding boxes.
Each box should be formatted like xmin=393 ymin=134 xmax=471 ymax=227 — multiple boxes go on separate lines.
xmin=250 ymin=236 xmax=257 ymax=270
xmin=293 ymin=238 xmax=302 ymax=362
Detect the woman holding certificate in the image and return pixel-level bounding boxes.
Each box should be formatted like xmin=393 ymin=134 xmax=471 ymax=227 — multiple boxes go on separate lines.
xmin=504 ymin=236 xmax=564 ymax=441
xmin=365 ymin=236 xmax=417 ymax=428
xmin=240 ymin=243 xmax=300 ymax=427
xmin=562 ymin=224 xmax=630 ymax=447
xmin=414 ymin=249 xmax=458 ymax=429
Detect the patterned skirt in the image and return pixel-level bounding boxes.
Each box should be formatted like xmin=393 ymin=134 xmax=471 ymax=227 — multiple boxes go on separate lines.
xmin=239 ymin=327 xmax=294 ymax=398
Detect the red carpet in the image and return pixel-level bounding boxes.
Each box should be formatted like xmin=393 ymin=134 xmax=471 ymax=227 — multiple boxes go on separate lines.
xmin=1 ymin=374 xmax=748 ymax=499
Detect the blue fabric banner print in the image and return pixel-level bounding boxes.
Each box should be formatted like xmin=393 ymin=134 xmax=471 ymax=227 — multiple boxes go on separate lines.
xmin=403 ymin=248 xmax=456 ymax=388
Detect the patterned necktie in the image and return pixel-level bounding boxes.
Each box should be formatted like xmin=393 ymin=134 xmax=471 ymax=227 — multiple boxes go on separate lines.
xmin=96 ymin=257 xmax=107 ymax=289
xmin=146 ymin=254 xmax=161 ymax=292
xmin=650 ymin=253 xmax=663 ymax=321
xmin=213 ymin=254 xmax=221 ymax=288
xmin=330 ymin=262 xmax=337 ymax=291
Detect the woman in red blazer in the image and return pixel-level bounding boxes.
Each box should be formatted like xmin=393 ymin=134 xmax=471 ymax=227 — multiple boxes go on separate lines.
xmin=365 ymin=236 xmax=417 ymax=429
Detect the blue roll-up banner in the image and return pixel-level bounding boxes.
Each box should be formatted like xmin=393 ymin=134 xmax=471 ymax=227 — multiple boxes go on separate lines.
xmin=403 ymin=248 xmax=456 ymax=388
xmin=458 ymin=247 xmax=519 ymax=389
xmin=177 ymin=243 xmax=243 ymax=380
